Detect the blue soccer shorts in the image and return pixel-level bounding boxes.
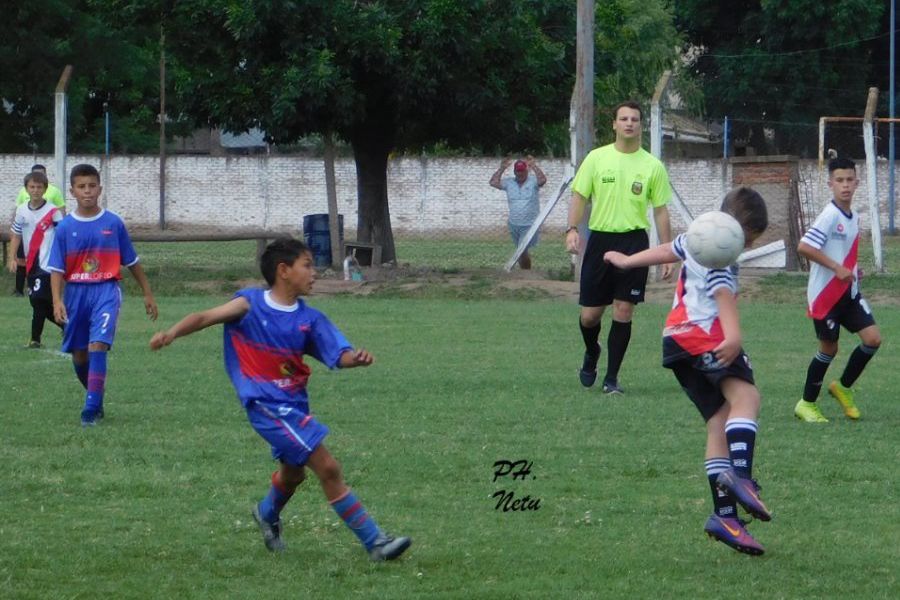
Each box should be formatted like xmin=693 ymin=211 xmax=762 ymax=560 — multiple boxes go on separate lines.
xmin=246 ymin=399 xmax=329 ymax=467
xmin=61 ymin=282 xmax=122 ymax=352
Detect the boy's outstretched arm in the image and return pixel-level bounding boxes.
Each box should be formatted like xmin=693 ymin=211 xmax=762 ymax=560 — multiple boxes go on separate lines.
xmin=712 ymin=288 xmax=742 ymax=366
xmin=128 ymin=263 xmax=159 ymax=321
xmin=150 ymin=297 xmax=250 ymax=350
xmin=339 ymin=348 xmax=375 ymax=369
xmin=604 ymin=242 xmax=678 ymax=270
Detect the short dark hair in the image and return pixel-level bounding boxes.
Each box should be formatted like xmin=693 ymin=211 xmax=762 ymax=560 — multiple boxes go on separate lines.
xmin=31 ymin=164 xmax=46 ymax=172
xmin=828 ymin=157 xmax=856 ymax=174
xmin=69 ymin=163 xmax=101 ymax=185
xmin=613 ymin=100 xmax=643 ymax=121
xmin=260 ymin=238 xmax=312 ymax=286
xmin=24 ymin=171 xmax=49 ymax=188
xmin=720 ymin=187 xmax=768 ymax=237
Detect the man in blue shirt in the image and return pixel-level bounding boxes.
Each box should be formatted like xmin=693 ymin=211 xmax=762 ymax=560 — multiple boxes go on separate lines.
xmin=490 ymin=156 xmax=547 ymax=269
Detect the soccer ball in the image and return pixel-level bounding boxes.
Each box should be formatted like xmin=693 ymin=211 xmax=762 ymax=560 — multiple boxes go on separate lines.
xmin=684 ymin=211 xmax=745 ymax=269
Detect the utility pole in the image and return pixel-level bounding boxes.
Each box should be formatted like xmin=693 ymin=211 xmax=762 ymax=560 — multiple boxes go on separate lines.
xmin=159 ymin=26 xmax=167 ymax=230
xmin=889 ymin=0 xmax=896 ymax=234
xmin=54 ymin=65 xmax=73 ymax=190
xmin=571 ymin=0 xmax=594 ymax=281
xmin=573 ymin=0 xmax=594 ymax=168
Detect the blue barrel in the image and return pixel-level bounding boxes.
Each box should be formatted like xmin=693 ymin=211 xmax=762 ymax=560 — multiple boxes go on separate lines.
xmin=302 ymin=214 xmax=344 ymax=267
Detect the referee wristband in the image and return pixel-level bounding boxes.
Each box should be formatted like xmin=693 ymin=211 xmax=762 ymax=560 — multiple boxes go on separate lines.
xmin=565 ymin=226 xmax=578 ymax=234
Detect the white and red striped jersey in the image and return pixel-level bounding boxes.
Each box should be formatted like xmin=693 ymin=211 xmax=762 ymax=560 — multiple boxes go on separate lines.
xmin=662 ymin=234 xmax=739 ymax=362
xmin=800 ymin=201 xmax=859 ymax=319
xmin=11 ymin=200 xmax=62 ymax=274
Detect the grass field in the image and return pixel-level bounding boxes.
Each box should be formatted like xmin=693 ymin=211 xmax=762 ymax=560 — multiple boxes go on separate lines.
xmin=0 ymin=242 xmax=898 ymax=599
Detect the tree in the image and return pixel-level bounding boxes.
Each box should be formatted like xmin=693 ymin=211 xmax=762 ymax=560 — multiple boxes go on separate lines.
xmin=149 ymin=0 xmax=573 ymax=262
xmin=674 ymin=0 xmax=884 ymax=156
xmin=593 ymin=0 xmax=684 ymax=145
xmin=0 ymin=0 xmax=187 ymax=155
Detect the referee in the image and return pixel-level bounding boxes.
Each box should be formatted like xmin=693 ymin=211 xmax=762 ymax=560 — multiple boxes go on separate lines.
xmin=565 ymin=100 xmax=673 ymax=394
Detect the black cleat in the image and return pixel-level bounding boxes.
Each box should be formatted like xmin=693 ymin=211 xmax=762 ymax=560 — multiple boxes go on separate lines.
xmin=579 ymin=349 xmax=600 ymax=387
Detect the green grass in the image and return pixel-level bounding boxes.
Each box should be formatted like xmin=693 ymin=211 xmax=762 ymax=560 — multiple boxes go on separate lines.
xmin=1 ymin=291 xmax=898 ymax=599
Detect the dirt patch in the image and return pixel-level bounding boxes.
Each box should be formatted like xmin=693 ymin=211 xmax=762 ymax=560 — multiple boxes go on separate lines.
xmin=308 ymin=264 xmax=900 ymax=306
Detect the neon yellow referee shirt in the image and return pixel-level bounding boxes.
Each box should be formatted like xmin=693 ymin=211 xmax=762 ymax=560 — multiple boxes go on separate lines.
xmin=572 ymin=144 xmax=671 ymax=232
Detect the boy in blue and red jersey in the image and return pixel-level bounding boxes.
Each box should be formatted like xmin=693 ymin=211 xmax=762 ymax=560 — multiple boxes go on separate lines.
xmin=149 ymin=238 xmax=411 ymax=562
xmin=48 ymin=164 xmax=158 ymax=426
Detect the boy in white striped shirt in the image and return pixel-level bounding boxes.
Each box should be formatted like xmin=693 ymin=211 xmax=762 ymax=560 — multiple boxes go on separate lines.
xmin=795 ymin=157 xmax=882 ymax=423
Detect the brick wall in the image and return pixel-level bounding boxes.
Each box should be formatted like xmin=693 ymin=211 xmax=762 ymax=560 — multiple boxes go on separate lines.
xmin=2 ymin=154 xmax=897 ymax=238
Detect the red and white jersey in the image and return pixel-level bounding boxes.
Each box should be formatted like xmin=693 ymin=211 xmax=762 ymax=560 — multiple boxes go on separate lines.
xmin=801 ymin=201 xmax=859 ymax=319
xmin=662 ymin=234 xmax=738 ymax=361
xmin=11 ymin=200 xmax=62 ymax=274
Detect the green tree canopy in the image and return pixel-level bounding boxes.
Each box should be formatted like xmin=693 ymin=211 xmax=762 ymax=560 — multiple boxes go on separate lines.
xmin=0 ymin=0 xmax=181 ymax=155
xmin=675 ymin=0 xmax=884 ymax=156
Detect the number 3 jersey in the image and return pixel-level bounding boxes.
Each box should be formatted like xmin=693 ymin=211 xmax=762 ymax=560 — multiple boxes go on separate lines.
xmin=223 ymin=288 xmax=352 ymax=410
xmin=800 ymin=201 xmax=859 ymax=319
xmin=662 ymin=234 xmax=739 ymax=365
xmin=11 ymin=200 xmax=62 ymax=275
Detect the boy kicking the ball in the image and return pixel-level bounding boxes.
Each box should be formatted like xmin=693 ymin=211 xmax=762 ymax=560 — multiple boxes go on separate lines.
xmin=149 ymin=238 xmax=411 ymax=562
xmin=604 ymin=188 xmax=772 ymax=555
xmin=794 ymin=157 xmax=881 ymax=423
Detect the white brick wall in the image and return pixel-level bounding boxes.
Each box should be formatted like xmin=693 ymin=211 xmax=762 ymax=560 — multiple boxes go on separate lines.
xmin=3 ymin=154 xmax=897 ymax=237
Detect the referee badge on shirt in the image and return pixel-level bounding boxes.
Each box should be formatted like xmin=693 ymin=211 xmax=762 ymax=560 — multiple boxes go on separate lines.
xmin=631 ymin=180 xmax=643 ymax=195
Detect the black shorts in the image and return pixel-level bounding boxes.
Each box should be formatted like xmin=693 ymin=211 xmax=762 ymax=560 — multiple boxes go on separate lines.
xmin=667 ymin=351 xmax=756 ymax=422
xmin=26 ymin=271 xmax=52 ymax=302
xmin=813 ymin=291 xmax=876 ymax=342
xmin=579 ymin=230 xmax=649 ymax=307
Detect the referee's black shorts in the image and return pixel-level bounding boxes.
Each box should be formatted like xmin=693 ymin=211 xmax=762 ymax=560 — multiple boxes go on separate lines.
xmin=579 ymin=229 xmax=649 ymax=307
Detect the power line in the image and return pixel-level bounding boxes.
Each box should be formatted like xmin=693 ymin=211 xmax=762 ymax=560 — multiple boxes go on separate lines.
xmin=697 ymin=28 xmax=894 ymax=60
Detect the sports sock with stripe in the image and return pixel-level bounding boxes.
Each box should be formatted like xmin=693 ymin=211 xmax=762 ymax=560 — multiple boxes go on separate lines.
xmin=330 ymin=489 xmax=381 ymax=550
xmin=83 ymin=350 xmax=107 ymax=416
xmin=705 ymin=457 xmax=737 ymax=517
xmin=259 ymin=470 xmax=296 ymax=523
xmin=803 ymin=351 xmax=833 ymax=402
xmin=725 ymin=418 xmax=758 ymax=479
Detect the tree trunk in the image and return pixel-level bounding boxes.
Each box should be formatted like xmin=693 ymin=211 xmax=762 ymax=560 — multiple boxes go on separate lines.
xmin=351 ymin=132 xmax=396 ymax=264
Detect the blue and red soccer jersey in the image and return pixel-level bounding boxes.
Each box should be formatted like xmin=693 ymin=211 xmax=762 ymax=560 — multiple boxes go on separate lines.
xmin=225 ymin=288 xmax=352 ymax=466
xmin=48 ymin=209 xmax=139 ymax=283
xmin=47 ymin=209 xmax=139 ymax=351
xmin=224 ymin=288 xmax=352 ymax=410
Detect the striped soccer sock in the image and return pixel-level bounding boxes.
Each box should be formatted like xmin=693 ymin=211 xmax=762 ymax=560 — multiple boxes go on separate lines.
xmin=259 ymin=470 xmax=296 ymax=523
xmin=330 ymin=489 xmax=381 ymax=550
xmin=803 ymin=351 xmax=834 ymax=402
xmin=725 ymin=418 xmax=758 ymax=479
xmin=705 ymin=457 xmax=737 ymax=517
xmin=84 ymin=351 xmax=107 ymax=415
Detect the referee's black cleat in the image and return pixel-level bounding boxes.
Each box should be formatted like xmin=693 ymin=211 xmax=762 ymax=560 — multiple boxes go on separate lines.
xmin=579 ymin=349 xmax=600 ymax=387
xmin=601 ymin=380 xmax=624 ymax=395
